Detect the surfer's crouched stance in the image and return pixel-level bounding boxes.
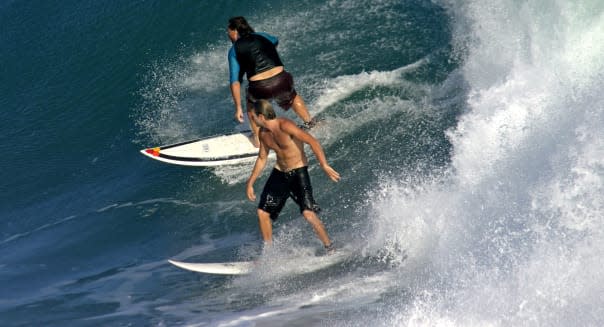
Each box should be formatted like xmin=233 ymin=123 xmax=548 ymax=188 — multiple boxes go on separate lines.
xmin=246 ymin=100 xmax=340 ymax=252
xmin=227 ymin=16 xmax=316 ymax=147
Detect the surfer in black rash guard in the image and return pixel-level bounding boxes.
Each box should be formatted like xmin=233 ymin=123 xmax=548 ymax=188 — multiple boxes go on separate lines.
xmin=246 ymin=99 xmax=339 ymax=253
xmin=227 ymin=16 xmax=317 ymax=147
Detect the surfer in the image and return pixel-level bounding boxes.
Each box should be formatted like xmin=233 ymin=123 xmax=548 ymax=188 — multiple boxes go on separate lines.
xmin=227 ymin=16 xmax=316 ymax=147
xmin=246 ymin=99 xmax=339 ymax=252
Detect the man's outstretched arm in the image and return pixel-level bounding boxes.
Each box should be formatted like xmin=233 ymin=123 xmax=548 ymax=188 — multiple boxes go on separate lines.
xmin=283 ymin=120 xmax=341 ymax=182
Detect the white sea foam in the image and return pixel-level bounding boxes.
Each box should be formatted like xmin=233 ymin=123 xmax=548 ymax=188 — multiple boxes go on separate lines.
xmin=364 ymin=1 xmax=604 ymax=326
xmin=311 ymin=58 xmax=428 ymax=115
xmin=133 ymin=43 xmax=233 ymax=145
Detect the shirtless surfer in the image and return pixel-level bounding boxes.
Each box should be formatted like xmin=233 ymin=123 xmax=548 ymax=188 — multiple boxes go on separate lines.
xmin=245 ymin=99 xmax=340 ymax=251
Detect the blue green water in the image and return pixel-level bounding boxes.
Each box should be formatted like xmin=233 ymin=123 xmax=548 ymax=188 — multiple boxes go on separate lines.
xmin=2 ymin=0 xmax=603 ymax=326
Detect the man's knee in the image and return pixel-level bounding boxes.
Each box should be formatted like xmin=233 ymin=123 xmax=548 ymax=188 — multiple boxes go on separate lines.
xmin=302 ymin=209 xmax=321 ymax=222
xmin=258 ymin=208 xmax=271 ymax=220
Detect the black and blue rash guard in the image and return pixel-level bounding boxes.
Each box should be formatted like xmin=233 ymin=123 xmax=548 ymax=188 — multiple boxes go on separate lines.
xmin=228 ymin=32 xmax=281 ymax=84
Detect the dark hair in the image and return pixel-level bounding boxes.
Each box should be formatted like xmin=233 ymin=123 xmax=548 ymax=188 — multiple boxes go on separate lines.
xmin=228 ymin=16 xmax=254 ymax=36
xmin=254 ymin=99 xmax=276 ymax=119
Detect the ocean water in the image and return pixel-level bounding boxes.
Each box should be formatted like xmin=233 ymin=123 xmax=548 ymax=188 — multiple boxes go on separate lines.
xmin=1 ymin=0 xmax=603 ymax=326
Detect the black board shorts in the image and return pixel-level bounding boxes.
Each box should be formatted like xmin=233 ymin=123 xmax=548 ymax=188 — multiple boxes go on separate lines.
xmin=246 ymin=70 xmax=297 ymax=110
xmin=258 ymin=166 xmax=320 ymax=220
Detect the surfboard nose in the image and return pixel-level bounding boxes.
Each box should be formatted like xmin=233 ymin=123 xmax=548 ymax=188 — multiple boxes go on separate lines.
xmin=144 ymin=147 xmax=160 ymax=156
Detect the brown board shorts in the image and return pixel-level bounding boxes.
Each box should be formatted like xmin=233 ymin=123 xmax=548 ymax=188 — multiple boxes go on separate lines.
xmin=246 ymin=70 xmax=298 ymax=110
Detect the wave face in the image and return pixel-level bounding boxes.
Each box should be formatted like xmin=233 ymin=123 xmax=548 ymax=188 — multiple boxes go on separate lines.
xmin=1 ymin=0 xmax=602 ymax=326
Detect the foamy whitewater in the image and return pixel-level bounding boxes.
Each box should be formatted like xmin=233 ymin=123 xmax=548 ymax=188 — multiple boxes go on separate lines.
xmin=365 ymin=1 xmax=604 ymax=325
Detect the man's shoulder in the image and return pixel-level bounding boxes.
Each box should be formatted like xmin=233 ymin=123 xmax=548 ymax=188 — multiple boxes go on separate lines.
xmin=277 ymin=117 xmax=298 ymax=128
xmin=253 ymin=32 xmax=278 ymax=44
xmin=275 ymin=116 xmax=296 ymax=123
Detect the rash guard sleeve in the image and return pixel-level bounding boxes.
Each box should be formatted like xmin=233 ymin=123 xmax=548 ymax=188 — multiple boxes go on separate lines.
xmin=228 ymin=46 xmax=241 ymax=84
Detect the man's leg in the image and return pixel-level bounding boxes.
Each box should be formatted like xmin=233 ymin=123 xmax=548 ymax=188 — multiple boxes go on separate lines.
xmin=290 ymin=95 xmax=313 ymax=124
xmin=301 ymin=210 xmax=331 ymax=247
xmin=257 ymin=209 xmax=273 ymax=244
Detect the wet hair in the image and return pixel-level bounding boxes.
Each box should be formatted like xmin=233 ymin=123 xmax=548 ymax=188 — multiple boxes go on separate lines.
xmin=253 ymin=99 xmax=276 ymax=119
xmin=228 ymin=16 xmax=254 ymax=36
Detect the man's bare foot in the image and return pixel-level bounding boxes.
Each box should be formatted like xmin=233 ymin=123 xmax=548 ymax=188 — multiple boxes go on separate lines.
xmin=324 ymin=242 xmax=336 ymax=255
xmin=302 ymin=118 xmax=318 ymax=130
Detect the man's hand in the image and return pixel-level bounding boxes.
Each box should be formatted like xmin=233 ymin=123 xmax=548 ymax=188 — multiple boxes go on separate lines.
xmin=322 ymin=164 xmax=341 ymax=182
xmin=230 ymin=82 xmax=244 ymax=123
xmin=246 ymin=183 xmax=256 ymax=201
xmin=235 ymin=106 xmax=244 ymax=123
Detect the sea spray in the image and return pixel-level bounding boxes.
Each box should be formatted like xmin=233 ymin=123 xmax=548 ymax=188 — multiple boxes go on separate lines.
xmin=367 ymin=1 xmax=604 ymax=325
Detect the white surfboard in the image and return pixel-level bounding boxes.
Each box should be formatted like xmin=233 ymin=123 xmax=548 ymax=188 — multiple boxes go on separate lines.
xmin=140 ymin=119 xmax=324 ymax=167
xmin=140 ymin=131 xmax=273 ymax=167
xmin=169 ymin=250 xmax=350 ymax=275
xmin=168 ymin=259 xmax=254 ymax=275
